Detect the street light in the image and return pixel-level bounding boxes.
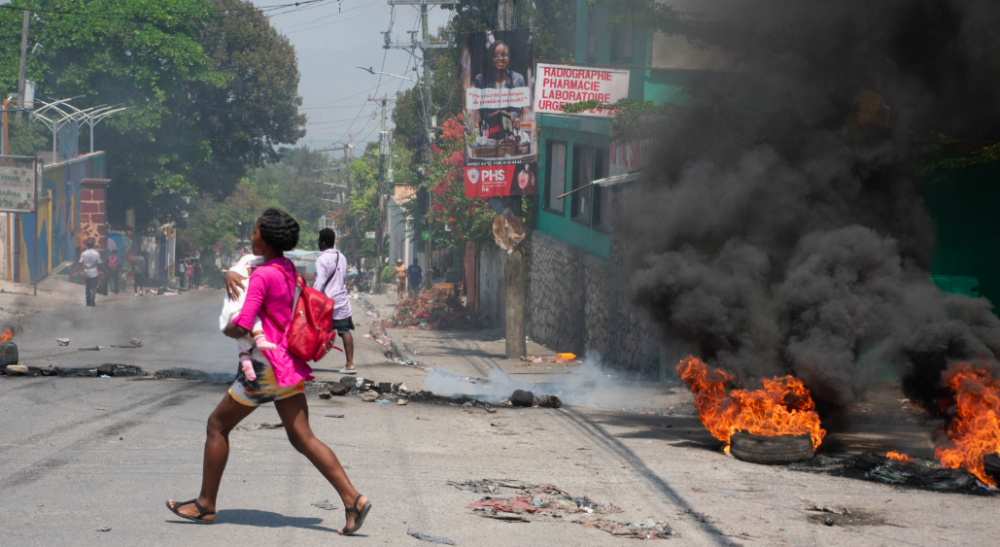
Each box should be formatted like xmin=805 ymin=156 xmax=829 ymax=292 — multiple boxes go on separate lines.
xmin=355 ymin=66 xmax=416 ymax=82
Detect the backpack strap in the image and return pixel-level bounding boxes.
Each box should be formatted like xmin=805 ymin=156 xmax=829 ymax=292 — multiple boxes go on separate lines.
xmin=257 ymin=263 xmax=301 ymax=334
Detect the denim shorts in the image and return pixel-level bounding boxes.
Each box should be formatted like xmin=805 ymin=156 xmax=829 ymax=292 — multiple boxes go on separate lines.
xmin=332 ymin=316 xmax=355 ymax=334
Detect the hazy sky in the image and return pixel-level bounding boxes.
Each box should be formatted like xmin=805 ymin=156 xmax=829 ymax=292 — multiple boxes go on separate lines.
xmin=254 ymin=0 xmax=451 ymax=154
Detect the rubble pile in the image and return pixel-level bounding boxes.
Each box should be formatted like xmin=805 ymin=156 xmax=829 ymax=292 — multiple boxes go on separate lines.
xmin=458 ymin=481 xmax=672 ymax=539
xmin=386 ymin=288 xmax=482 ymax=331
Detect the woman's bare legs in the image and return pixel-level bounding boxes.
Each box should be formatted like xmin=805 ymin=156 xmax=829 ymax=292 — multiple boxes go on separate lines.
xmin=168 ymin=393 xmax=256 ymax=522
xmin=274 ymin=393 xmax=367 ymax=534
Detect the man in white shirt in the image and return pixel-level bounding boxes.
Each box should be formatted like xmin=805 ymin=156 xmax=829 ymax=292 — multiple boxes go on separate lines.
xmin=313 ymin=229 xmax=356 ymax=374
xmin=78 ymin=240 xmax=103 ymax=307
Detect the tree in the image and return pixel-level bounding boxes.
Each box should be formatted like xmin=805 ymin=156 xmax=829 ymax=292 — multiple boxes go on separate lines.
xmin=0 ymin=0 xmax=305 ymax=224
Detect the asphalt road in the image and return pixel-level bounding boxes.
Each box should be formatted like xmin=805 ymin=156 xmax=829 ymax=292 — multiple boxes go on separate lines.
xmin=14 ymin=290 xmax=238 ymax=376
xmin=1 ymin=291 xmax=998 ymax=546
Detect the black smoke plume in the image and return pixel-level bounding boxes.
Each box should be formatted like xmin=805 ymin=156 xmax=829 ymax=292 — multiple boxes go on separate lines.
xmin=622 ymin=0 xmax=1000 ymax=410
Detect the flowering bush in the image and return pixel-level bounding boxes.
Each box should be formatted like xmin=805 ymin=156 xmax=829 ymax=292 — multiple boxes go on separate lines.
xmin=417 ymin=114 xmax=496 ymax=248
xmin=387 ymin=288 xmax=483 ymax=330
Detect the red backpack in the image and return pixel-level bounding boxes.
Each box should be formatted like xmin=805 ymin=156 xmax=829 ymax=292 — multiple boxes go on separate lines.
xmin=261 ymin=264 xmax=342 ymax=362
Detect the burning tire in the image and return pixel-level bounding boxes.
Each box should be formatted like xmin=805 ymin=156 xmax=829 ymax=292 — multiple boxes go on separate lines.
xmin=984 ymin=454 xmax=1000 ymax=483
xmin=730 ymin=432 xmax=814 ymax=465
xmin=0 ymin=341 xmax=17 ymax=366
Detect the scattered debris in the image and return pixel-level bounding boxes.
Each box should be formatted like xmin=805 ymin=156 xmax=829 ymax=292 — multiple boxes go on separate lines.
xmin=805 ymin=504 xmax=851 ymax=516
xmin=397 ymin=398 xmax=409 ymax=406
xmin=129 ymin=338 xmax=142 ymax=346
xmin=511 ymin=389 xmax=534 ymax=407
xmin=467 ymin=483 xmax=621 ymax=526
xmin=329 ymin=383 xmax=350 ymax=396
xmin=57 ymin=338 xmax=70 ymax=346
xmin=39 ymin=364 xmax=58 ymax=376
xmin=236 ymin=423 xmax=284 ymax=431
xmin=78 ymin=346 xmax=100 ymax=351
xmin=95 ymin=527 xmax=112 ymax=532
xmin=318 ymin=391 xmax=333 ymax=400
xmin=361 ymin=390 xmax=379 ymax=402
xmin=691 ymin=488 xmax=708 ymax=494
xmin=324 ymin=414 xmax=345 ymax=419
xmin=96 ymin=364 xmax=116 ymax=377
xmin=685 ymin=509 xmax=709 ymax=522
xmin=407 ymin=528 xmax=456 ymax=545
xmin=388 ymin=288 xmax=483 ymax=330
xmin=536 ymin=395 xmax=562 ymax=408
xmin=4 ymin=364 xmax=27 ymax=376
xmin=824 ymin=517 xmax=835 ymax=526
xmin=311 ymin=500 xmax=337 ymax=510
xmin=110 ymin=344 xmax=142 ymax=349
xmin=448 ymin=479 xmax=536 ymax=495
xmin=580 ymin=519 xmax=673 ymax=539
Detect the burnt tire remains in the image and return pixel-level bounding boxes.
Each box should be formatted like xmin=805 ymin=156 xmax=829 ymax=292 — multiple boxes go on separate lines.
xmin=730 ymin=432 xmax=814 ymax=465
xmin=0 ymin=341 xmax=18 ymax=366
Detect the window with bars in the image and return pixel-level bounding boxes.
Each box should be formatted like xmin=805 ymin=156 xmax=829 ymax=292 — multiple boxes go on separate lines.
xmin=586 ymin=5 xmax=598 ymax=64
xmin=610 ymin=13 xmax=633 ymax=60
xmin=545 ymin=141 xmax=567 ymax=213
xmin=572 ymin=145 xmax=593 ymax=223
xmin=592 ymin=148 xmax=610 ymax=232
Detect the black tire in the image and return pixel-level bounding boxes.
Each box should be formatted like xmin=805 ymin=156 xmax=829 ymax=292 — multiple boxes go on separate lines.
xmin=0 ymin=341 xmax=18 ymax=366
xmin=984 ymin=454 xmax=1000 ymax=483
xmin=730 ymin=432 xmax=814 ymax=465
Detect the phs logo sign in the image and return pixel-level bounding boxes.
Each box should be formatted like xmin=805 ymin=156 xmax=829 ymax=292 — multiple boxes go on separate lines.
xmin=464 ymin=166 xmax=514 ymax=197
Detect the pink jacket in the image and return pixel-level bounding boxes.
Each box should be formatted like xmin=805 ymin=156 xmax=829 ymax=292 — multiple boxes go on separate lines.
xmin=235 ymin=257 xmax=313 ymax=387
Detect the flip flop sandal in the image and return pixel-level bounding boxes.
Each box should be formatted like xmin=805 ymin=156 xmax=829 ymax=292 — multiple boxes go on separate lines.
xmin=166 ymin=499 xmax=215 ymax=524
xmin=339 ymin=368 xmax=358 ymax=375
xmin=340 ymin=495 xmax=372 ymax=535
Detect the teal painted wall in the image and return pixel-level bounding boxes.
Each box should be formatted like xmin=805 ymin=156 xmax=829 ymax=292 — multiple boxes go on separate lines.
xmin=537 ymin=117 xmax=611 ymax=259
xmin=924 ymin=163 xmax=1000 ymax=310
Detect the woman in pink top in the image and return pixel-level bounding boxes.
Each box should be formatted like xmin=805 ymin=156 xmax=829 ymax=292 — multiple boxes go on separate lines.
xmin=167 ymin=209 xmax=371 ymax=535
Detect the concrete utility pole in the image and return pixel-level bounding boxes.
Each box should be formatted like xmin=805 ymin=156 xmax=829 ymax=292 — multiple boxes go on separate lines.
xmin=16 ymin=10 xmax=28 ymax=121
xmin=369 ymin=96 xmax=395 ymax=293
xmin=498 ymin=0 xmax=528 ymax=359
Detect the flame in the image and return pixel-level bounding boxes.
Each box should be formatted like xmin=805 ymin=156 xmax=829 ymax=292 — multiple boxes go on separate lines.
xmin=677 ymin=356 xmax=826 ymax=451
xmin=886 ymin=451 xmax=914 ymax=464
xmin=0 ymin=328 xmax=13 ymax=343
xmin=934 ymin=361 xmax=1000 ymax=486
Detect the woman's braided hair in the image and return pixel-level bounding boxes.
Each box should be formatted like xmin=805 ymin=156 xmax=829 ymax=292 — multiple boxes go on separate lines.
xmin=258 ymin=208 xmax=300 ymax=252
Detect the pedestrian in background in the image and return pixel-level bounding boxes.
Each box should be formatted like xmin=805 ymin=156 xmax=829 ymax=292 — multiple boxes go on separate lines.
xmin=77 ymin=240 xmax=103 ymax=307
xmin=107 ymin=237 xmax=119 ymax=293
xmin=314 ymin=229 xmax=356 ymax=375
xmin=407 ymin=258 xmax=423 ymax=294
xmin=193 ymin=260 xmax=202 ymax=290
xmin=133 ymin=252 xmax=147 ymax=295
xmin=393 ymin=258 xmax=406 ymax=298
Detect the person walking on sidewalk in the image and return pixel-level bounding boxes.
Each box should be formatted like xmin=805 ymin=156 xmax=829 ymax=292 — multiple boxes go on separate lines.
xmin=107 ymin=237 xmax=120 ymax=293
xmin=393 ymin=258 xmax=406 ymax=298
xmin=407 ymin=258 xmax=423 ymax=295
xmin=77 ymin=240 xmax=103 ymax=307
xmin=132 ymin=252 xmax=147 ymax=294
xmin=314 ymin=228 xmax=356 ymax=375
xmin=166 ymin=209 xmax=371 ymax=534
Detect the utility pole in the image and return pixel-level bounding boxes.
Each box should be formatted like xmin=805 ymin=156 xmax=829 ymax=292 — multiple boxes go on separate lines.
xmin=368 ymin=96 xmax=395 ymax=294
xmin=16 ymin=10 xmax=28 ymax=121
xmin=497 ymin=0 xmax=527 ymax=359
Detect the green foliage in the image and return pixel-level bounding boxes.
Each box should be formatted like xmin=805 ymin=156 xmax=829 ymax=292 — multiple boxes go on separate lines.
xmin=917 ymin=139 xmax=1000 ymax=192
xmin=562 ymin=98 xmax=676 ymax=143
xmin=6 ymin=116 xmax=49 ymax=157
xmin=0 ymin=0 xmax=305 ymax=224
xmin=183 ymin=179 xmax=271 ymax=256
xmin=381 ymin=266 xmax=395 ymax=284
